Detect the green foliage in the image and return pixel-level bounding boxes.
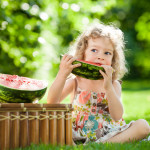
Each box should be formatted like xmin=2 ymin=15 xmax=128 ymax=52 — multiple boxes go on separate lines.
xmin=0 ymin=0 xmax=43 ymax=76
xmin=0 ymin=0 xmax=117 ymax=80
xmin=100 ymin=0 xmax=150 ymax=79
xmin=0 ymin=0 xmax=150 ymax=80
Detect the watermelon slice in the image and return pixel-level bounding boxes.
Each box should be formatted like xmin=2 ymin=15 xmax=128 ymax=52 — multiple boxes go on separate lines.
xmin=0 ymin=74 xmax=48 ymax=103
xmin=60 ymin=55 xmax=105 ymax=80
xmin=72 ymin=59 xmax=105 ymax=80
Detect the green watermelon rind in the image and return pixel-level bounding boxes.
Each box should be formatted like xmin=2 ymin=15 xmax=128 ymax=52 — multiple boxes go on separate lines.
xmin=0 ymin=82 xmax=47 ymax=103
xmin=60 ymin=55 xmax=105 ymax=80
xmin=72 ymin=60 xmax=104 ymax=80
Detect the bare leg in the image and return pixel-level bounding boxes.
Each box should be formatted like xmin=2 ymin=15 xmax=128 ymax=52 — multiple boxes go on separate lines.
xmin=104 ymin=119 xmax=150 ymax=143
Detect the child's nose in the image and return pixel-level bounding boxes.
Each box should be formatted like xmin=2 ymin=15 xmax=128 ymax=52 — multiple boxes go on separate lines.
xmin=97 ymin=51 xmax=105 ymax=60
xmin=98 ymin=55 xmax=104 ymax=60
xmin=98 ymin=57 xmax=104 ymax=60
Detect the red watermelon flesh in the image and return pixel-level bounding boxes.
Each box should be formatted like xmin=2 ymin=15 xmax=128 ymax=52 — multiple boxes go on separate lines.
xmin=77 ymin=59 xmax=102 ymax=66
xmin=0 ymin=74 xmax=47 ymax=91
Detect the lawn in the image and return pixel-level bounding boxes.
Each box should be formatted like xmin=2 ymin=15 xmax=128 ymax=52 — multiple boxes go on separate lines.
xmin=16 ymin=141 xmax=150 ymax=150
xmin=122 ymin=80 xmax=150 ymax=125
xmin=15 ymin=80 xmax=150 ymax=150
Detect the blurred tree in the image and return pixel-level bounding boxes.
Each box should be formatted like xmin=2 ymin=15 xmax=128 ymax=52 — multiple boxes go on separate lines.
xmin=0 ymin=0 xmax=44 ymax=76
xmin=0 ymin=0 xmax=115 ymax=80
xmin=0 ymin=0 xmax=150 ymax=80
xmin=101 ymin=0 xmax=150 ymax=79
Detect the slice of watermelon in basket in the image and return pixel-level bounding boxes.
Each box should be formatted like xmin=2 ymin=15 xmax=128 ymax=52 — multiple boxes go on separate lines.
xmin=0 ymin=73 xmax=48 ymax=103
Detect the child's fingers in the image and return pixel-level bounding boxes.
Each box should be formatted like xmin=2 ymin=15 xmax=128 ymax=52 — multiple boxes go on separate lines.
xmin=99 ymin=70 xmax=107 ymax=78
xmin=68 ymin=57 xmax=76 ymax=64
xmin=65 ymin=55 xmax=73 ymax=62
xmin=72 ymin=63 xmax=81 ymax=69
xmin=101 ymin=65 xmax=113 ymax=75
xmin=62 ymin=54 xmax=73 ymax=61
xmin=62 ymin=54 xmax=68 ymax=60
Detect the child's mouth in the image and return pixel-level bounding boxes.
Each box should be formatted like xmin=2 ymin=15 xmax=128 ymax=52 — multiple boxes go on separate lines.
xmin=95 ymin=63 xmax=102 ymax=65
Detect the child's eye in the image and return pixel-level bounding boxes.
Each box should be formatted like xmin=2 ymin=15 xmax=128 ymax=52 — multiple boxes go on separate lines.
xmin=91 ymin=49 xmax=97 ymax=52
xmin=105 ymin=52 xmax=111 ymax=55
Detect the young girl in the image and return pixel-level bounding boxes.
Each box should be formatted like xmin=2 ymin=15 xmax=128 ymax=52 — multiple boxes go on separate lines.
xmin=47 ymin=23 xmax=150 ymax=144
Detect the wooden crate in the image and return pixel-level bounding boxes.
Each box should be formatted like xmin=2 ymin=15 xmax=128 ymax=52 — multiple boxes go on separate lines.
xmin=0 ymin=103 xmax=73 ymax=150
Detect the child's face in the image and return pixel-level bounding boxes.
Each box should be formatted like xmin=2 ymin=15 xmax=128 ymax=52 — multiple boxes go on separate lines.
xmin=84 ymin=37 xmax=114 ymax=66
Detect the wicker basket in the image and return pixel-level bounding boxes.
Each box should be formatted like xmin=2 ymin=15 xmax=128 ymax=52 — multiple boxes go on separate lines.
xmin=0 ymin=103 xmax=73 ymax=150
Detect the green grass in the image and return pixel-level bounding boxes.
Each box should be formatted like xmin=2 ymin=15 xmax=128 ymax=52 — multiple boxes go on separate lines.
xmin=15 ymin=141 xmax=150 ymax=150
xmin=122 ymin=90 xmax=150 ymax=124
xmin=122 ymin=80 xmax=150 ymax=125
xmin=15 ymin=80 xmax=150 ymax=150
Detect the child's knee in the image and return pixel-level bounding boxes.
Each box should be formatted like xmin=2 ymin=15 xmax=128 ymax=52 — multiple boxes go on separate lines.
xmin=135 ymin=119 xmax=150 ymax=136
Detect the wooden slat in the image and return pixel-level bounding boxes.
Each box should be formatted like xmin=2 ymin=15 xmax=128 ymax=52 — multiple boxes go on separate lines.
xmin=65 ymin=112 xmax=72 ymax=145
xmin=10 ymin=112 xmax=20 ymax=149
xmin=20 ymin=112 xmax=28 ymax=148
xmin=49 ymin=111 xmax=57 ymax=145
xmin=0 ymin=103 xmax=73 ymax=109
xmin=57 ymin=111 xmax=65 ymax=145
xmin=39 ymin=111 xmax=49 ymax=144
xmin=0 ymin=112 xmax=10 ymax=150
xmin=28 ymin=112 xmax=39 ymax=145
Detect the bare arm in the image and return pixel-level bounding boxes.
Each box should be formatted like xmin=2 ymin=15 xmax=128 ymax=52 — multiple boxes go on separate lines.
xmin=105 ymin=80 xmax=124 ymax=121
xmin=100 ymin=66 xmax=124 ymax=121
xmin=47 ymin=54 xmax=81 ymax=104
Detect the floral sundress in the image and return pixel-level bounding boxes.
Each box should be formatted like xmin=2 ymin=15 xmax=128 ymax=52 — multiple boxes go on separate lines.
xmin=72 ymin=87 xmax=133 ymax=144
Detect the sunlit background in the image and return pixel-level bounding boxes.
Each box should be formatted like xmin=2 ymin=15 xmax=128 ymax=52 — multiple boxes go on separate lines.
xmin=0 ymin=0 xmax=150 ymax=123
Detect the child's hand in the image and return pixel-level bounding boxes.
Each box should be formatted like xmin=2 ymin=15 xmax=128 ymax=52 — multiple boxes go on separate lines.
xmin=99 ymin=65 xmax=114 ymax=90
xmin=59 ymin=54 xmax=81 ymax=78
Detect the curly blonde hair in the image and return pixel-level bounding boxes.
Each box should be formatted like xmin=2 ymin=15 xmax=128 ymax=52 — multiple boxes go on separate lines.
xmin=69 ymin=22 xmax=128 ymax=80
